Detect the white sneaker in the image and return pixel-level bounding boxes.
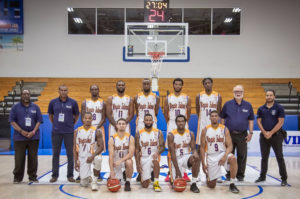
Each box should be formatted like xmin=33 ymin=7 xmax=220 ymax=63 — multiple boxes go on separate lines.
xmin=91 ymin=176 xmax=98 ymax=191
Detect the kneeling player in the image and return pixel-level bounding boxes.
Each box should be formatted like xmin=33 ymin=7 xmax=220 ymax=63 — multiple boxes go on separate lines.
xmin=168 ymin=115 xmax=200 ymax=193
xmin=108 ymin=118 xmax=135 ymax=191
xmin=74 ymin=112 xmax=104 ymax=191
xmin=200 ymin=110 xmax=239 ymax=193
xmin=135 ymin=114 xmax=165 ymax=191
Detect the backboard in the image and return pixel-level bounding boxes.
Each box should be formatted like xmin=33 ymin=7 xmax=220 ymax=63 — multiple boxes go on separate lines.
xmin=123 ymin=23 xmax=189 ymax=62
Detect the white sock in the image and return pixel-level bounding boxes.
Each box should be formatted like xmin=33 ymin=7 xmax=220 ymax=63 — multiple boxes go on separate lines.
xmin=126 ymin=178 xmax=131 ymax=182
xmin=192 ymin=177 xmax=197 ymax=183
xmin=230 ymin=178 xmax=235 ymax=184
xmin=154 ymin=178 xmax=159 ymax=182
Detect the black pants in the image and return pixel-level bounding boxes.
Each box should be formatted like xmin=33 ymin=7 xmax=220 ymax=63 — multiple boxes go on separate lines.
xmin=51 ymin=133 xmax=74 ymax=178
xmin=13 ymin=140 xmax=39 ymax=181
xmin=259 ymin=132 xmax=287 ymax=180
xmin=226 ymin=131 xmax=248 ymax=179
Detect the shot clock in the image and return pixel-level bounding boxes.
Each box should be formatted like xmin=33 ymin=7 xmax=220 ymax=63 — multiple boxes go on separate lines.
xmin=144 ymin=0 xmax=169 ymax=22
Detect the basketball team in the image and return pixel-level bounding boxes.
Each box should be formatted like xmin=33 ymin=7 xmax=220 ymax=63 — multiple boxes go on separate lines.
xmin=10 ymin=78 xmax=288 ymax=193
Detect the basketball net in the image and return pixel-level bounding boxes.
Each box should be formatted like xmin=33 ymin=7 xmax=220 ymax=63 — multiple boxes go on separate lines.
xmin=148 ymin=52 xmax=165 ymax=92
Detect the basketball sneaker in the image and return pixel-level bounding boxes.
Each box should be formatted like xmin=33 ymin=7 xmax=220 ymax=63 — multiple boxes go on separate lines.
xmin=124 ymin=181 xmax=131 ymax=191
xmin=190 ymin=183 xmax=200 ymax=193
xmin=164 ymin=175 xmax=170 ymax=182
xmin=153 ymin=181 xmax=161 ymax=192
xmin=229 ymin=183 xmax=240 ymax=194
xmin=91 ymin=176 xmax=98 ymax=191
xmin=97 ymin=175 xmax=103 ymax=182
xmin=75 ymin=176 xmax=81 ymax=183
xmin=183 ymin=172 xmax=191 ymax=182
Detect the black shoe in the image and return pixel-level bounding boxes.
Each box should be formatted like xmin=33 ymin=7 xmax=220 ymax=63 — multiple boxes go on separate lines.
xmin=13 ymin=179 xmax=22 ymax=184
xmin=190 ymin=183 xmax=200 ymax=193
xmin=49 ymin=177 xmax=57 ymax=183
xmin=281 ymin=180 xmax=288 ymax=186
xmin=29 ymin=178 xmax=39 ymax=183
xmin=229 ymin=183 xmax=240 ymax=194
xmin=68 ymin=177 xmax=75 ymax=182
xmin=237 ymin=177 xmax=244 ymax=182
xmin=123 ymin=171 xmax=126 ymax=181
xmin=255 ymin=177 xmax=265 ymax=183
xmin=136 ymin=173 xmax=141 ymax=182
xmin=75 ymin=176 xmax=81 ymax=183
xmin=124 ymin=181 xmax=131 ymax=191
xmin=151 ymin=171 xmax=154 ymax=182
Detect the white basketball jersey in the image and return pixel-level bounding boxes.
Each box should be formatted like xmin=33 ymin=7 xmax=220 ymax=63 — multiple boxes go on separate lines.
xmin=75 ymin=126 xmax=96 ymax=158
xmin=205 ymin=124 xmax=226 ymax=155
xmin=136 ymin=92 xmax=157 ymax=123
xmin=112 ymin=94 xmax=130 ymax=121
xmin=198 ymin=91 xmax=219 ymax=132
xmin=139 ymin=128 xmax=160 ymax=157
xmin=112 ymin=132 xmax=130 ymax=162
xmin=85 ymin=98 xmax=104 ymax=126
xmin=171 ymin=129 xmax=191 ymax=157
xmin=168 ymin=93 xmax=188 ymax=121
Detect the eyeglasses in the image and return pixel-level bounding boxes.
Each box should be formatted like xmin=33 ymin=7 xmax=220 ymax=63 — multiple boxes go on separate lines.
xmin=233 ymin=91 xmax=243 ymax=93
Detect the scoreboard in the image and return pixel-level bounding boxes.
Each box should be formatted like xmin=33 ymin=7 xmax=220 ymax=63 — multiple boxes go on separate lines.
xmin=144 ymin=0 xmax=169 ymax=22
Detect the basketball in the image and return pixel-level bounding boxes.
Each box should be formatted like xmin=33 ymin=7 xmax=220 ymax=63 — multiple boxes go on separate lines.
xmin=107 ymin=178 xmax=121 ymax=192
xmin=173 ymin=178 xmax=187 ymax=192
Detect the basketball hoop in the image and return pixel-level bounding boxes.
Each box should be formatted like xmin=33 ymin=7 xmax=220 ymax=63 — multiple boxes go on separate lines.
xmin=148 ymin=51 xmax=165 ymax=78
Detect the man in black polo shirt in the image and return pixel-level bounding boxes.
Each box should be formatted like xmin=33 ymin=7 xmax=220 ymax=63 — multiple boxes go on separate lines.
xmin=220 ymin=85 xmax=254 ymax=181
xmin=255 ymin=89 xmax=288 ymax=186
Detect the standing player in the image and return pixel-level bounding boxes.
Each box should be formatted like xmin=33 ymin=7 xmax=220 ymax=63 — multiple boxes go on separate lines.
xmin=200 ymin=111 xmax=239 ymax=193
xmin=107 ymin=80 xmax=134 ymax=136
xmin=168 ymin=115 xmax=200 ymax=193
xmin=195 ymin=78 xmax=222 ymax=181
xmin=135 ymin=114 xmax=165 ymax=191
xmin=79 ymin=84 xmax=106 ymax=182
xmin=108 ymin=118 xmax=135 ymax=191
xmin=164 ymin=78 xmax=191 ymax=182
xmin=134 ymin=78 xmax=160 ymax=131
xmin=73 ymin=112 xmax=104 ymax=191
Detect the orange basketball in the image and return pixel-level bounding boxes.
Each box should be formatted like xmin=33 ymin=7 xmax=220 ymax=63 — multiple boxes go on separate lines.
xmin=107 ymin=178 xmax=121 ymax=192
xmin=173 ymin=178 xmax=187 ymax=192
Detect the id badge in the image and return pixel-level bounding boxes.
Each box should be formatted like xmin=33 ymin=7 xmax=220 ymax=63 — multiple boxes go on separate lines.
xmin=25 ymin=117 xmax=31 ymax=127
xmin=58 ymin=113 xmax=65 ymax=122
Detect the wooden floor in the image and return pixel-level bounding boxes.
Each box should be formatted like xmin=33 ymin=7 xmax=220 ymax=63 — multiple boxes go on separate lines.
xmin=0 ymin=155 xmax=299 ymax=199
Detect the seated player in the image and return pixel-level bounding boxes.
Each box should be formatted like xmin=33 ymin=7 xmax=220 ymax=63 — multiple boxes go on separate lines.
xmin=168 ymin=115 xmax=200 ymax=193
xmin=200 ymin=110 xmax=239 ymax=193
xmin=108 ymin=118 xmax=135 ymax=191
xmin=135 ymin=114 xmax=165 ymax=191
xmin=73 ymin=112 xmax=104 ymax=191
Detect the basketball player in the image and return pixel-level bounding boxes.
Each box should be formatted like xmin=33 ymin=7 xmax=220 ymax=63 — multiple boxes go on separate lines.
xmin=73 ymin=112 xmax=104 ymax=191
xmin=168 ymin=115 xmax=200 ymax=193
xmin=78 ymin=84 xmax=106 ymax=182
xmin=108 ymin=118 xmax=135 ymax=191
xmin=195 ymin=78 xmax=222 ymax=182
xmin=134 ymin=78 xmax=160 ymax=131
xmin=107 ymin=80 xmax=134 ymax=137
xmin=164 ymin=78 xmax=191 ymax=182
xmin=200 ymin=111 xmax=239 ymax=193
xmin=135 ymin=114 xmax=165 ymax=191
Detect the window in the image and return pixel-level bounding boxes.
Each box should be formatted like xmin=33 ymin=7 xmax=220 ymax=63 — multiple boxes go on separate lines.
xmin=184 ymin=8 xmax=211 ymax=35
xmin=97 ymin=8 xmax=124 ymax=34
xmin=213 ymin=8 xmax=241 ymax=35
xmin=126 ymin=8 xmax=144 ymax=22
xmin=68 ymin=8 xmax=96 ymax=34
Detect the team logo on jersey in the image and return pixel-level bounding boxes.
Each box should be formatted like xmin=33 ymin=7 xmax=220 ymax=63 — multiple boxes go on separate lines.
xmin=31 ymin=110 xmax=36 ymax=113
xmin=66 ymin=105 xmax=72 ymax=109
xmin=242 ymin=109 xmax=248 ymax=113
xmin=272 ymin=110 xmax=276 ymax=115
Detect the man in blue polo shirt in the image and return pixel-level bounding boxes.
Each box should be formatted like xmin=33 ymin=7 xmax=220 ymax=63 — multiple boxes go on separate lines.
xmin=255 ymin=89 xmax=288 ymax=186
xmin=220 ymin=85 xmax=254 ymax=181
xmin=9 ymin=89 xmax=43 ymax=184
xmin=48 ymin=85 xmax=79 ymax=183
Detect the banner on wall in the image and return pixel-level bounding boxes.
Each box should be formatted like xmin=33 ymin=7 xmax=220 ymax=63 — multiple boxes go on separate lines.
xmin=248 ymin=131 xmax=300 ymax=157
xmin=0 ymin=0 xmax=23 ymax=34
xmin=0 ymin=34 xmax=23 ymax=51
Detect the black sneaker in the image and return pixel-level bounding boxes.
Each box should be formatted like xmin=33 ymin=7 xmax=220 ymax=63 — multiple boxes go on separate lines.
xmin=237 ymin=177 xmax=244 ymax=182
xmin=136 ymin=173 xmax=141 ymax=182
xmin=255 ymin=177 xmax=265 ymax=183
xmin=123 ymin=171 xmax=126 ymax=181
xmin=229 ymin=183 xmax=240 ymax=194
xmin=124 ymin=181 xmax=131 ymax=191
xmin=13 ymin=179 xmax=22 ymax=184
xmin=190 ymin=182 xmax=200 ymax=193
xmin=151 ymin=171 xmax=154 ymax=182
xmin=281 ymin=180 xmax=288 ymax=186
xmin=75 ymin=176 xmax=81 ymax=183
xmin=29 ymin=178 xmax=39 ymax=183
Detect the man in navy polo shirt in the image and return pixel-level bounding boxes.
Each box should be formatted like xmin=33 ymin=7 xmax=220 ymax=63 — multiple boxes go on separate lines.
xmin=9 ymin=89 xmax=43 ymax=184
xmin=220 ymin=85 xmax=254 ymax=181
xmin=48 ymin=85 xmax=79 ymax=183
xmin=255 ymin=89 xmax=288 ymax=186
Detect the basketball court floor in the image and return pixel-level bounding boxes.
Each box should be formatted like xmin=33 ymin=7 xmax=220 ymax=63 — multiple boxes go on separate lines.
xmin=0 ymin=153 xmax=299 ymax=199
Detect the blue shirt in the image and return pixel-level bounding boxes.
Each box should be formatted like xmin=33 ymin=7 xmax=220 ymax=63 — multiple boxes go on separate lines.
xmin=9 ymin=102 xmax=43 ymax=141
xmin=257 ymin=102 xmax=285 ymax=131
xmin=220 ymin=99 xmax=254 ymax=132
xmin=48 ymin=97 xmax=79 ymax=134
